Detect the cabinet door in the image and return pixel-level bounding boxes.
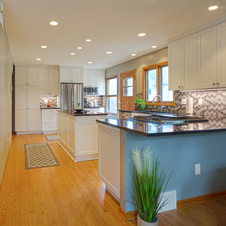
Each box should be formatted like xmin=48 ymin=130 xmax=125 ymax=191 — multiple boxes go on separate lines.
xmin=168 ymin=40 xmax=182 ymax=90
xmin=15 ymin=66 xmax=27 ymax=86
xmin=15 ymin=109 xmax=27 ymax=131
xmin=27 ymin=109 xmax=41 ymax=131
xmin=198 ymin=26 xmax=217 ymax=88
xmin=49 ymin=67 xmax=59 ymax=95
xmin=97 ymin=71 xmax=105 ymax=95
xmin=27 ymin=67 xmax=39 ymax=87
xmin=68 ymin=117 xmax=75 ymax=152
xmin=62 ymin=114 xmax=68 ymax=146
xmin=60 ymin=68 xmax=72 ymax=83
xmin=217 ymin=22 xmax=226 ymax=87
xmin=57 ymin=113 xmax=62 ymax=140
xmin=72 ymin=68 xmax=84 ymax=83
xmin=183 ymin=34 xmax=198 ymax=90
xmin=39 ymin=67 xmax=49 ymax=95
xmin=27 ymin=87 xmax=40 ymax=109
xmin=15 ymin=86 xmax=27 ymax=109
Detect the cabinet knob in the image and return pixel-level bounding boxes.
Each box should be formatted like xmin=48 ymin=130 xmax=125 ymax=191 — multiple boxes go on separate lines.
xmin=213 ymin=83 xmax=216 ymax=86
xmin=178 ymin=86 xmax=181 ymax=89
xmin=181 ymin=86 xmax=184 ymax=89
xmin=216 ymin=82 xmax=219 ymax=86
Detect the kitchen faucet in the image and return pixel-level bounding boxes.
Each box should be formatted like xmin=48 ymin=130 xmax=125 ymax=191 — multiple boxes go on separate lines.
xmin=152 ymin=95 xmax=164 ymax=112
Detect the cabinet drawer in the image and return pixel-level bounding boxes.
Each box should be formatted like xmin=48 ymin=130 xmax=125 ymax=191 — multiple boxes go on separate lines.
xmin=42 ymin=109 xmax=58 ymax=115
xmin=42 ymin=115 xmax=57 ymax=122
xmin=42 ymin=123 xmax=57 ymax=131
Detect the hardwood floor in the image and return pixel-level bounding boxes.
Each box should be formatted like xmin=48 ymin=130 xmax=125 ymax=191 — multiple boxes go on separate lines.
xmin=0 ymin=134 xmax=226 ymax=226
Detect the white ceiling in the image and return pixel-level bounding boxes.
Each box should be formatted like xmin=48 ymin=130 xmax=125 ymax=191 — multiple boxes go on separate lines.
xmin=2 ymin=0 xmax=226 ymax=69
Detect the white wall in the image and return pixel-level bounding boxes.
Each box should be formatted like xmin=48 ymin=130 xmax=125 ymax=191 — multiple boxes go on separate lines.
xmin=0 ymin=25 xmax=13 ymax=185
xmin=106 ymin=47 xmax=168 ymax=94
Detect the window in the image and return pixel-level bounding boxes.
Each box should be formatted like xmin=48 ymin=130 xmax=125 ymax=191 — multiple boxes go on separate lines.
xmin=143 ymin=62 xmax=174 ymax=106
xmin=106 ymin=75 xmax=118 ymax=114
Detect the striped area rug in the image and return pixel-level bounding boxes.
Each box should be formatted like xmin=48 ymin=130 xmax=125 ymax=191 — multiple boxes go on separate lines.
xmin=24 ymin=143 xmax=60 ymax=169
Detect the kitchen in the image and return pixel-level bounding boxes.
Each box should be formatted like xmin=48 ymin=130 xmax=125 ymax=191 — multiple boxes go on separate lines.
xmin=1 ymin=0 xmax=226 ymax=225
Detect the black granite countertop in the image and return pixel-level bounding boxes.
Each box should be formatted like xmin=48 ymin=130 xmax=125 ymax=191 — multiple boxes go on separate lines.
xmin=41 ymin=107 xmax=60 ymax=109
xmin=58 ymin=110 xmax=108 ymax=116
xmin=96 ymin=117 xmax=226 ymax=137
xmin=118 ymin=109 xmax=150 ymax=113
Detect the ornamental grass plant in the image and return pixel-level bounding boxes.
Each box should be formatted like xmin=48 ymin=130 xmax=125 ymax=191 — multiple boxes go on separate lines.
xmin=130 ymin=147 xmax=170 ymax=223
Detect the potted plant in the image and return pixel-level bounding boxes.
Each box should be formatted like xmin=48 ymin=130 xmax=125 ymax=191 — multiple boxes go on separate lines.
xmin=130 ymin=148 xmax=170 ymax=226
xmin=133 ymin=97 xmax=146 ymax=111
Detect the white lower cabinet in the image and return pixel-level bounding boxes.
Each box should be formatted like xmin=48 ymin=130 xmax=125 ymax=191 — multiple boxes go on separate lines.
xmin=98 ymin=123 xmax=120 ymax=200
xmin=41 ymin=109 xmax=58 ymax=134
xmin=57 ymin=111 xmax=107 ymax=162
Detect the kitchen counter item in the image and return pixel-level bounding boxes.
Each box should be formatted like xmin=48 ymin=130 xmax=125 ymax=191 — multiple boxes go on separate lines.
xmin=186 ymin=98 xmax=193 ymax=116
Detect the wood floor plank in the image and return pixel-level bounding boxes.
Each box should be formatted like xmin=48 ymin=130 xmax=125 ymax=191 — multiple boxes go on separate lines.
xmin=0 ymin=134 xmax=226 ymax=226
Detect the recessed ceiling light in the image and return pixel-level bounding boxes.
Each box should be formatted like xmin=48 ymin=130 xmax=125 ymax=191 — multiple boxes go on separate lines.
xmin=86 ymin=39 xmax=92 ymax=42
xmin=41 ymin=46 xmax=47 ymax=49
xmin=132 ymin=53 xmax=136 ymax=56
xmin=36 ymin=58 xmax=41 ymax=61
xmin=208 ymin=5 xmax=218 ymax=10
xmin=106 ymin=51 xmax=112 ymax=54
xmin=50 ymin=21 xmax=58 ymax=26
xmin=77 ymin=47 xmax=82 ymax=50
xmin=152 ymin=45 xmax=157 ymax=49
xmin=71 ymin=53 xmax=75 ymax=55
xmin=88 ymin=62 xmax=93 ymax=64
xmin=138 ymin=33 xmax=146 ymax=37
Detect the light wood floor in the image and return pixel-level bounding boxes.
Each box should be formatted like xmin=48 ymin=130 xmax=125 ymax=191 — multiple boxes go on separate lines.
xmin=0 ymin=134 xmax=226 ymax=226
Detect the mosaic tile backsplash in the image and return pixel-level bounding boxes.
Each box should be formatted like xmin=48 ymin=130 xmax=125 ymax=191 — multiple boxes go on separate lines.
xmin=85 ymin=96 xmax=104 ymax=107
xmin=137 ymin=89 xmax=226 ymax=118
xmin=40 ymin=96 xmax=58 ymax=108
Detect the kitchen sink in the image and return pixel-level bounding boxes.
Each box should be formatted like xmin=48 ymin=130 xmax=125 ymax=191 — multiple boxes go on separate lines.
xmin=132 ymin=114 xmax=208 ymax=125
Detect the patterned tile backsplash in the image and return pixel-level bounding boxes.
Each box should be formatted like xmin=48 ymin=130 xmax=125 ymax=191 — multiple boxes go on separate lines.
xmin=137 ymin=89 xmax=226 ymax=118
xmin=85 ymin=96 xmax=104 ymax=107
xmin=40 ymin=96 xmax=58 ymax=108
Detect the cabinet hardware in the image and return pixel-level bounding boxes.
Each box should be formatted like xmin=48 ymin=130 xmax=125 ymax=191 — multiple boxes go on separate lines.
xmin=178 ymin=86 xmax=181 ymax=89
xmin=213 ymin=83 xmax=216 ymax=86
xmin=216 ymin=82 xmax=219 ymax=86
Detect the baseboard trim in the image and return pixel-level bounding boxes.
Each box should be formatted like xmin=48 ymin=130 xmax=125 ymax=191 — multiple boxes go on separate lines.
xmin=119 ymin=207 xmax=137 ymax=221
xmin=105 ymin=188 xmax=120 ymax=205
xmin=177 ymin=190 xmax=226 ymax=206
xmin=16 ymin=131 xmax=42 ymax=135
xmin=119 ymin=190 xmax=226 ymax=221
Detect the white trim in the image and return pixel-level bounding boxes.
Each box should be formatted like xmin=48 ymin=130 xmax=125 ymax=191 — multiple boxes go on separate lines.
xmin=16 ymin=131 xmax=42 ymax=135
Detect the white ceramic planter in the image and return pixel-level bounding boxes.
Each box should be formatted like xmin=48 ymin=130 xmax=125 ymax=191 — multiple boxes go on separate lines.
xmin=137 ymin=215 xmax=158 ymax=226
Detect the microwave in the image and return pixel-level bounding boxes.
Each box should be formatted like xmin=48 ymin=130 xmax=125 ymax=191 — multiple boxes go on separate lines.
xmin=84 ymin=87 xmax=98 ymax=95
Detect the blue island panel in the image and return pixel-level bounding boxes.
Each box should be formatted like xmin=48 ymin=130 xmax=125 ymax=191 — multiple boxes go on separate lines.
xmin=123 ymin=130 xmax=226 ymax=212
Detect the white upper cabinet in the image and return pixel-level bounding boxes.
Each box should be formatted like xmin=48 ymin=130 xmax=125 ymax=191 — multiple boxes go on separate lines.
xmin=84 ymin=69 xmax=105 ymax=95
xmin=15 ymin=67 xmax=26 ymax=86
xmin=198 ymin=26 xmax=217 ymax=88
xmin=15 ymin=66 xmax=39 ymax=86
xmin=39 ymin=66 xmax=59 ymax=95
xmin=168 ymin=21 xmax=226 ymax=90
xmin=27 ymin=67 xmax=39 ymax=86
xmin=217 ymin=21 xmax=226 ymax=87
xmin=169 ymin=40 xmax=182 ymax=90
xmin=49 ymin=67 xmax=59 ymax=95
xmin=183 ymin=34 xmax=198 ymax=90
xmin=60 ymin=67 xmax=84 ymax=83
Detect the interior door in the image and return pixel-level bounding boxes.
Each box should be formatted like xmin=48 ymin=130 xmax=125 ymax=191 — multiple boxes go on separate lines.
xmin=120 ymin=70 xmax=136 ymax=111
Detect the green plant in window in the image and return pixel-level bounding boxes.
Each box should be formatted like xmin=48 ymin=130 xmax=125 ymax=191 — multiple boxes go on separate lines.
xmin=133 ymin=97 xmax=146 ymax=110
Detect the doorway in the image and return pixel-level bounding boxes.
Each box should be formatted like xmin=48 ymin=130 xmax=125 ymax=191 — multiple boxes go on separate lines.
xmin=120 ymin=69 xmax=136 ymax=111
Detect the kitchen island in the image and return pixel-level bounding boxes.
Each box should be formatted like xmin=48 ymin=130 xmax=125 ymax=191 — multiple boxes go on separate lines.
xmin=97 ymin=117 xmax=226 ymax=215
xmin=57 ymin=110 xmax=107 ymax=162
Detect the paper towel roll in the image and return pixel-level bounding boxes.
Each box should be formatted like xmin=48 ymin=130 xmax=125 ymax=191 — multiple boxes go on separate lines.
xmin=186 ymin=98 xmax=193 ymax=116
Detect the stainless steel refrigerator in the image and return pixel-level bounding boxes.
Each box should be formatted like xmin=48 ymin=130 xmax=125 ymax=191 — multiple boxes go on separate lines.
xmin=60 ymin=83 xmax=84 ymax=114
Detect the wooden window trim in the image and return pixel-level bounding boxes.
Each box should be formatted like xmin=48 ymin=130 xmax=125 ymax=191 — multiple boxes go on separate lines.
xmin=142 ymin=61 xmax=175 ymax=106
xmin=105 ymin=75 xmax=118 ymax=115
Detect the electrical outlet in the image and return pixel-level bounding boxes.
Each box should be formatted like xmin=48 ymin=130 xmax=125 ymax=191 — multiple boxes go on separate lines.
xmin=181 ymin=99 xmax=186 ymax=105
xmin=198 ymin=98 xmax=203 ymax=105
xmin=195 ymin=164 xmax=201 ymax=175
